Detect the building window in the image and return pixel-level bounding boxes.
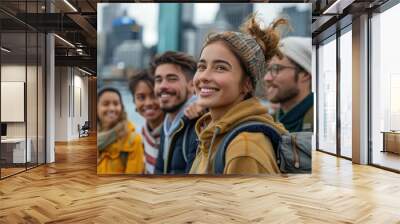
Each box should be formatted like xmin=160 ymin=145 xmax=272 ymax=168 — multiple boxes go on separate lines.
xmin=317 ymin=35 xmax=337 ymax=155
xmin=339 ymin=27 xmax=352 ymax=158
xmin=371 ymin=2 xmax=400 ymax=171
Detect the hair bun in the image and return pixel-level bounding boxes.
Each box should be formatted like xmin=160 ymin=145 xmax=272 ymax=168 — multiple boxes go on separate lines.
xmin=240 ymin=14 xmax=288 ymax=62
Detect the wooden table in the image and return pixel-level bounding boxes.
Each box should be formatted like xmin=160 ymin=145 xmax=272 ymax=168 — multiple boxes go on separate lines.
xmin=381 ymin=131 xmax=400 ymax=154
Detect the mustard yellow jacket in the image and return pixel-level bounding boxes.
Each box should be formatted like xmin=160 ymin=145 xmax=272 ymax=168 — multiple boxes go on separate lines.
xmin=189 ymin=97 xmax=288 ymax=175
xmin=97 ymin=121 xmax=144 ymax=174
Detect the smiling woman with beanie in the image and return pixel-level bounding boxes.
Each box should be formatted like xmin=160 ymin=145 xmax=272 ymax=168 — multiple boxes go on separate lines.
xmin=189 ymin=15 xmax=289 ymax=175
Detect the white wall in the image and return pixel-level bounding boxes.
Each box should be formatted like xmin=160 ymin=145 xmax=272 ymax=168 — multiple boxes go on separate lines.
xmin=54 ymin=67 xmax=89 ymax=141
xmin=1 ymin=65 xmax=38 ymax=138
xmin=54 ymin=66 xmax=68 ymax=141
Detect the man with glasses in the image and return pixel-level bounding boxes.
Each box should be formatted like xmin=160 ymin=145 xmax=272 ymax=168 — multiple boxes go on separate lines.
xmin=263 ymin=36 xmax=313 ymax=132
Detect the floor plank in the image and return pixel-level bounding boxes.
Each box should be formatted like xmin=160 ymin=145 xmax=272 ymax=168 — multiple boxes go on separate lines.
xmin=0 ymin=135 xmax=399 ymax=223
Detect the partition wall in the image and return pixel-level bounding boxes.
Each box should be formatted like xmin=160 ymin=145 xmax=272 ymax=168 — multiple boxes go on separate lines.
xmin=0 ymin=1 xmax=46 ymax=179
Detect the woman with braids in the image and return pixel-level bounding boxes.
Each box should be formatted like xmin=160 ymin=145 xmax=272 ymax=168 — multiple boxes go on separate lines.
xmin=189 ymin=15 xmax=289 ymax=175
xmin=97 ymin=87 xmax=144 ymax=174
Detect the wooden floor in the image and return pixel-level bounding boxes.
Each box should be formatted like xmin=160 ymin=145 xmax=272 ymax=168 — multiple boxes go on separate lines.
xmin=1 ymin=163 xmax=44 ymax=178
xmin=0 ymin=136 xmax=400 ymax=223
xmin=1 ymin=167 xmax=26 ymax=178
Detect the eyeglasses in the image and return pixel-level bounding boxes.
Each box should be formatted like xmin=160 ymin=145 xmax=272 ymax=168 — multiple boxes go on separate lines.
xmin=265 ymin=64 xmax=300 ymax=78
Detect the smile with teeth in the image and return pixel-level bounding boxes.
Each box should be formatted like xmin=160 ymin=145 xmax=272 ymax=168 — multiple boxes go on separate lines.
xmin=143 ymin=108 xmax=156 ymax=114
xmin=105 ymin=111 xmax=118 ymax=119
xmin=200 ymin=87 xmax=219 ymax=93
xmin=160 ymin=92 xmax=174 ymax=98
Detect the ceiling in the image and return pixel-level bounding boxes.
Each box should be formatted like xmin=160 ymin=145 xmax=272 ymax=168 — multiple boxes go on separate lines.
xmin=311 ymin=0 xmax=390 ymax=43
xmin=0 ymin=0 xmax=395 ymax=75
xmin=0 ymin=0 xmax=99 ymax=74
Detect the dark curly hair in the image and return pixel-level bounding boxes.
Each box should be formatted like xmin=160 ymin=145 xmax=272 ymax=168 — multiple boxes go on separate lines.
xmin=129 ymin=69 xmax=154 ymax=101
xmin=150 ymin=51 xmax=197 ymax=81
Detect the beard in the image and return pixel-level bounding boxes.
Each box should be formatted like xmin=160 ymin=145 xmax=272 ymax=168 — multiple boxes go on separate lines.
xmin=161 ymin=98 xmax=187 ymax=113
xmin=159 ymin=89 xmax=189 ymax=114
xmin=269 ymin=85 xmax=300 ymax=104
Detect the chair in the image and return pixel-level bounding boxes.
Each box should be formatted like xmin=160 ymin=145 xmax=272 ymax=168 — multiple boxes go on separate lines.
xmin=79 ymin=121 xmax=90 ymax=138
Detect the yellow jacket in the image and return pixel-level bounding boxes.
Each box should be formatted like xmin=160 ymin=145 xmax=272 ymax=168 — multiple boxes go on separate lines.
xmin=97 ymin=121 xmax=144 ymax=174
xmin=189 ymin=97 xmax=287 ymax=175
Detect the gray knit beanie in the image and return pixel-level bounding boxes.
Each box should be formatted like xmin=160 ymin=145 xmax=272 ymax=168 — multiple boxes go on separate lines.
xmin=279 ymin=36 xmax=312 ymax=74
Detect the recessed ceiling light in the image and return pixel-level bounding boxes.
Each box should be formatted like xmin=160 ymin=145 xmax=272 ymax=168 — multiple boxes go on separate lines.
xmin=54 ymin=34 xmax=75 ymax=48
xmin=1 ymin=47 xmax=11 ymax=53
xmin=63 ymin=0 xmax=78 ymax=12
xmin=78 ymin=67 xmax=92 ymax=76
xmin=322 ymin=0 xmax=349 ymax=15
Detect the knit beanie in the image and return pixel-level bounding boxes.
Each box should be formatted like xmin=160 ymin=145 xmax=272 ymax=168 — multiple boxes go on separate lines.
xmin=202 ymin=31 xmax=266 ymax=89
xmin=279 ymin=36 xmax=312 ymax=74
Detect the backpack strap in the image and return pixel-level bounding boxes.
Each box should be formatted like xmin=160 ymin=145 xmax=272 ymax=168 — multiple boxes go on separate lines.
xmin=213 ymin=121 xmax=282 ymax=174
xmin=182 ymin=124 xmax=190 ymax=163
xmin=120 ymin=151 xmax=129 ymax=168
xmin=302 ymin=106 xmax=314 ymax=132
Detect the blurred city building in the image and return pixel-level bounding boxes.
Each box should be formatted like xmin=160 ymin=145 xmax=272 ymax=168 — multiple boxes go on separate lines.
xmin=99 ymin=7 xmax=153 ymax=82
xmin=279 ymin=6 xmax=311 ymax=37
xmin=106 ymin=12 xmax=143 ymax=66
xmin=157 ymin=4 xmax=181 ymax=53
xmin=101 ymin=3 xmax=124 ymax=33
xmin=215 ymin=3 xmax=253 ymax=30
xmin=98 ymin=3 xmax=311 ymax=79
